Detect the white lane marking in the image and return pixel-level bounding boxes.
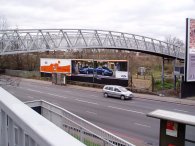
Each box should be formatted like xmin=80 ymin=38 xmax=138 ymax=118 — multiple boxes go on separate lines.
xmin=26 ymin=88 xmax=42 ymax=93
xmin=134 ymin=123 xmax=151 ymax=128
xmin=107 ymin=106 xmax=145 ymax=115
xmin=129 ymin=102 xmax=135 ymax=104
xmin=27 ymin=96 xmax=35 ymax=99
xmin=86 ymin=111 xmax=97 ymax=115
xmin=26 ymin=88 xmax=68 ymax=98
xmin=174 ymin=109 xmax=188 ymax=113
xmin=46 ymin=93 xmax=68 ymax=98
xmin=90 ymin=95 xmax=99 ymax=97
xmin=75 ymin=99 xmax=99 ymax=105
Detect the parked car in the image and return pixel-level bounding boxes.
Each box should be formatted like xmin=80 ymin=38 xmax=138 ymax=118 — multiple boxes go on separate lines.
xmin=103 ymin=85 xmax=134 ymax=100
xmin=79 ymin=66 xmax=94 ymax=74
xmin=96 ymin=67 xmax=113 ymax=76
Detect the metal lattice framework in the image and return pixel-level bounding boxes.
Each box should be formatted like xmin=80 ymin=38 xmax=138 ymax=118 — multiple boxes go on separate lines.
xmin=0 ymin=29 xmax=185 ymax=59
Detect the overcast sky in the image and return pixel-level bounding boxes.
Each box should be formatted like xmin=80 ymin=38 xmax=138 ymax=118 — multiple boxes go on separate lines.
xmin=1 ymin=0 xmax=195 ymax=41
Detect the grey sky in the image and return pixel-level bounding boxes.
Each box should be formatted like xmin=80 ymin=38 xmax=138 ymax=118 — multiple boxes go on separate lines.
xmin=1 ymin=0 xmax=195 ymax=41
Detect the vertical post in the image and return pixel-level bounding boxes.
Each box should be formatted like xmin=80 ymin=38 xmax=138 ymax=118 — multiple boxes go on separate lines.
xmin=29 ymin=137 xmax=36 ymax=146
xmin=103 ymin=140 xmax=107 ymax=146
xmin=128 ymin=53 xmax=133 ymax=89
xmin=63 ymin=74 xmax=66 ymax=85
xmin=162 ymin=57 xmax=165 ymax=94
xmin=1 ymin=111 xmax=8 ymax=146
xmin=18 ymin=127 xmax=25 ymax=146
xmin=152 ymin=74 xmax=154 ymax=92
xmin=0 ymin=109 xmax=1 ymax=146
xmin=80 ymin=128 xmax=84 ymax=143
xmin=8 ymin=117 xmax=15 ymax=146
xmin=0 ymin=109 xmax=2 ymax=146
xmin=93 ymin=59 xmax=95 ymax=83
xmin=173 ymin=59 xmax=177 ymax=91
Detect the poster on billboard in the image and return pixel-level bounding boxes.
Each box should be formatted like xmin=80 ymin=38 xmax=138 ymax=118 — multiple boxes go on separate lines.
xmin=186 ymin=18 xmax=195 ymax=82
xmin=71 ymin=59 xmax=128 ymax=79
xmin=166 ymin=121 xmax=178 ymax=137
xmin=115 ymin=71 xmax=128 ymax=79
xmin=40 ymin=58 xmax=71 ymax=73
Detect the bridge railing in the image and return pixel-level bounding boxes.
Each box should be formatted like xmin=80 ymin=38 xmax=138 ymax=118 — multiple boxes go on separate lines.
xmin=0 ymin=87 xmax=86 ymax=146
xmin=0 ymin=29 xmax=184 ymax=59
xmin=26 ymin=100 xmax=136 ymax=146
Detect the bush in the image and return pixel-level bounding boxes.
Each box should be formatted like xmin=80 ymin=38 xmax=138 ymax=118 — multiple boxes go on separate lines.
xmin=154 ymin=80 xmax=174 ymax=91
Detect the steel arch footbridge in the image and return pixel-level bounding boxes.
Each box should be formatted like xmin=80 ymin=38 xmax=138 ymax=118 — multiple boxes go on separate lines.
xmin=0 ymin=29 xmax=185 ymax=60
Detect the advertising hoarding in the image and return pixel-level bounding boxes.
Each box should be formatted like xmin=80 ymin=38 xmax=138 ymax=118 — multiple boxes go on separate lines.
xmin=166 ymin=121 xmax=178 ymax=137
xmin=40 ymin=58 xmax=71 ymax=73
xmin=40 ymin=58 xmax=129 ymax=86
xmin=186 ymin=18 xmax=195 ymax=82
xmin=115 ymin=71 xmax=128 ymax=79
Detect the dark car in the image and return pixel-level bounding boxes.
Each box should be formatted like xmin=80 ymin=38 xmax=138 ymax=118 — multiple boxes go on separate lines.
xmin=79 ymin=66 xmax=94 ymax=74
xmin=95 ymin=67 xmax=113 ymax=76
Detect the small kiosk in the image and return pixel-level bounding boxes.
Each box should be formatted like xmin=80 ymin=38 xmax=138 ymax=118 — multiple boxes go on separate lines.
xmin=147 ymin=109 xmax=195 ymax=146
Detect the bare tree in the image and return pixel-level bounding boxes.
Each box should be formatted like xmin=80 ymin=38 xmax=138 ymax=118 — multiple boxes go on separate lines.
xmin=165 ymin=35 xmax=184 ymax=48
xmin=0 ymin=15 xmax=9 ymax=30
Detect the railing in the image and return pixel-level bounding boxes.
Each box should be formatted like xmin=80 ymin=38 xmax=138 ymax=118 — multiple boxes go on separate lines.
xmin=0 ymin=87 xmax=86 ymax=146
xmin=26 ymin=100 xmax=136 ymax=146
xmin=0 ymin=29 xmax=184 ymax=59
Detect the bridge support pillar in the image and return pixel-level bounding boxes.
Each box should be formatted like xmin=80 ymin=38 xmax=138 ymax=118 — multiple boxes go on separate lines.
xmin=173 ymin=59 xmax=177 ymax=91
xmin=161 ymin=57 xmax=165 ymax=94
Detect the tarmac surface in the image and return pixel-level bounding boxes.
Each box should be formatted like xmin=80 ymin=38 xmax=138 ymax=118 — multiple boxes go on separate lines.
xmin=19 ymin=77 xmax=195 ymax=106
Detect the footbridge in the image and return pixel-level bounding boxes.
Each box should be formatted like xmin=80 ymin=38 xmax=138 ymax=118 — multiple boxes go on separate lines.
xmin=0 ymin=29 xmax=184 ymax=60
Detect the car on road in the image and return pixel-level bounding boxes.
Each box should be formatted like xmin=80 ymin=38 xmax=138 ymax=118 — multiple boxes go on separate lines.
xmin=103 ymin=85 xmax=134 ymax=100
xmin=96 ymin=67 xmax=113 ymax=76
xmin=79 ymin=66 xmax=94 ymax=74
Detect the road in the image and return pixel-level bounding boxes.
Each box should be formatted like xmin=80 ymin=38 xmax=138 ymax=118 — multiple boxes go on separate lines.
xmin=2 ymin=79 xmax=195 ymax=146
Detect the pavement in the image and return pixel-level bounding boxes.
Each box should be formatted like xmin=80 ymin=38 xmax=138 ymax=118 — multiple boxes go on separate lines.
xmin=3 ymin=76 xmax=195 ymax=106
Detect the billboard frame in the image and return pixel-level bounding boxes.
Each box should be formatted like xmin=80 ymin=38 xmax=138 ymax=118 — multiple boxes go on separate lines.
xmin=185 ymin=18 xmax=195 ymax=82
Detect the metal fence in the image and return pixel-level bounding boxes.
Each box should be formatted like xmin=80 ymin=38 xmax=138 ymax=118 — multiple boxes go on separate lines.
xmin=26 ymin=100 xmax=136 ymax=146
xmin=0 ymin=87 xmax=86 ymax=146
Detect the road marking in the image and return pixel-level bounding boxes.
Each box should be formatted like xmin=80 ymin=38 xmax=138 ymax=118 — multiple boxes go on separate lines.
xmin=26 ymin=88 xmax=68 ymax=98
xmin=75 ymin=99 xmax=99 ymax=105
xmin=134 ymin=123 xmax=151 ymax=128
xmin=86 ymin=111 xmax=97 ymax=115
xmin=27 ymin=96 xmax=35 ymax=99
xmin=174 ymin=109 xmax=188 ymax=113
xmin=107 ymin=106 xmax=145 ymax=115
xmin=90 ymin=95 xmax=99 ymax=97
xmin=26 ymin=88 xmax=43 ymax=93
xmin=46 ymin=93 xmax=68 ymax=98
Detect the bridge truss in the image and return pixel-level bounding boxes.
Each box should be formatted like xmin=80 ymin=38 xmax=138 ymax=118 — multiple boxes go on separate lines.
xmin=0 ymin=29 xmax=185 ymax=60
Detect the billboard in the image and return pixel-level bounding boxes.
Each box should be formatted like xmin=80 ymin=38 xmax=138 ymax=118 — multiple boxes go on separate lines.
xmin=71 ymin=59 xmax=128 ymax=79
xmin=186 ymin=18 xmax=195 ymax=82
xmin=40 ymin=58 xmax=71 ymax=73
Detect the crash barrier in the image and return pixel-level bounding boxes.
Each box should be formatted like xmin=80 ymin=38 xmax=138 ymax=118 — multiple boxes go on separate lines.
xmin=147 ymin=109 xmax=195 ymax=146
xmin=0 ymin=87 xmax=85 ymax=146
xmin=26 ymin=100 xmax=136 ymax=146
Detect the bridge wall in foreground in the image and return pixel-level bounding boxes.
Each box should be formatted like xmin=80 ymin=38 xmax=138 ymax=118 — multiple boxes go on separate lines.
xmin=0 ymin=87 xmax=85 ymax=146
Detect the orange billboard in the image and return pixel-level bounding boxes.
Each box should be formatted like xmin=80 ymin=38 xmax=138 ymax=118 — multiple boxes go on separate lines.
xmin=40 ymin=58 xmax=71 ymax=73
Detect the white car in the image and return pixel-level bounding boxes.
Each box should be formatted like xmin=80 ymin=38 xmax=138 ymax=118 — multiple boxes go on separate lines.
xmin=103 ymin=85 xmax=134 ymax=100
